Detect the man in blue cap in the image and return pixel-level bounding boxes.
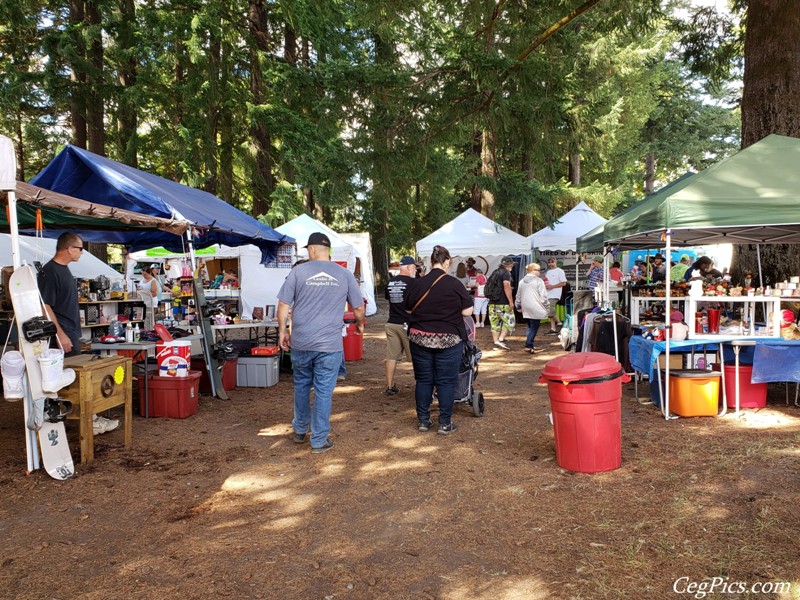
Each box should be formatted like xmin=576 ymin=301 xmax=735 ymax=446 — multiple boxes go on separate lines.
xmin=384 ymin=256 xmax=417 ymax=395
xmin=277 ymin=232 xmax=365 ymax=454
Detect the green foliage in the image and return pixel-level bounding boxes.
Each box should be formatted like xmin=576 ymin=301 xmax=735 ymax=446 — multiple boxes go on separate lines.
xmin=1 ymin=0 xmax=742 ymax=284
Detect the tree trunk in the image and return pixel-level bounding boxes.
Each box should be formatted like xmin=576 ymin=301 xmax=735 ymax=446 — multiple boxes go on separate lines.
xmin=69 ymin=0 xmax=87 ymax=148
xmin=480 ymin=130 xmax=495 ymax=220
xmin=568 ymin=153 xmax=580 ymax=186
xmin=248 ymin=0 xmax=275 ymax=217
xmin=116 ymin=0 xmax=138 ymax=167
xmin=85 ymin=0 xmax=105 ymax=155
xmin=732 ymin=0 xmax=800 ymax=285
xmin=644 ymin=152 xmax=655 ymax=195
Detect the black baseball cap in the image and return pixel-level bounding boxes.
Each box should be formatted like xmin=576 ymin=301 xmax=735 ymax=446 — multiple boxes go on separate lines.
xmin=305 ymin=232 xmax=332 ymax=248
xmin=399 ymin=256 xmax=416 ymax=265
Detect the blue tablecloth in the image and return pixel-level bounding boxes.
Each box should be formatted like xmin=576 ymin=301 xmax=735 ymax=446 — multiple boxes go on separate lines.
xmin=751 ymin=340 xmax=800 ymax=383
xmin=629 ymin=336 xmax=721 ymax=381
xmin=630 ymin=336 xmax=800 ymax=383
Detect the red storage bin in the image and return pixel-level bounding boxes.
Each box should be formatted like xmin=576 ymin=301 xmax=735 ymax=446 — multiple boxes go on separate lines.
xmin=343 ymin=311 xmax=363 ymax=361
xmin=191 ymin=357 xmax=238 ymax=393
xmin=539 ymin=353 xmax=630 ymax=473
xmin=723 ymin=364 xmax=767 ymax=408
xmin=137 ymin=370 xmax=201 ymax=418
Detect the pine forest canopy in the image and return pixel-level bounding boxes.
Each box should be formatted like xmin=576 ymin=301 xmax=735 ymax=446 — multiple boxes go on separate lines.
xmin=0 ymin=0 xmax=745 ymax=284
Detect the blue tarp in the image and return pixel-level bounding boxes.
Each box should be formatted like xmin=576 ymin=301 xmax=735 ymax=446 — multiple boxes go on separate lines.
xmin=30 ymin=145 xmax=293 ymax=263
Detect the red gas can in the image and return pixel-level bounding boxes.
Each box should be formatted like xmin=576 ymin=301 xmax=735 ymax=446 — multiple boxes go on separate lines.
xmin=343 ymin=311 xmax=363 ymax=361
xmin=539 ymin=353 xmax=630 ymax=473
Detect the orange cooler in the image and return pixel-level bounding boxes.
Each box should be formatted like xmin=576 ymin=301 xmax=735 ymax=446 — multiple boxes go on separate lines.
xmin=666 ymin=370 xmax=720 ymax=417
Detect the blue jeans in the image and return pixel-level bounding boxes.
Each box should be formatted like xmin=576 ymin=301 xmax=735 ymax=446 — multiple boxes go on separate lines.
xmin=525 ymin=318 xmax=542 ymax=350
xmin=409 ymin=341 xmax=463 ymax=426
xmin=291 ymin=350 xmax=343 ymax=448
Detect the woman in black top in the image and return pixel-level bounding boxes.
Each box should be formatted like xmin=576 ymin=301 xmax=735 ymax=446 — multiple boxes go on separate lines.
xmin=404 ymin=245 xmax=473 ymax=435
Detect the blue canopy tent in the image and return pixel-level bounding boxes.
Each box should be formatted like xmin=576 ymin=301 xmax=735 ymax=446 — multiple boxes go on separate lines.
xmin=30 ymin=145 xmax=293 ymax=262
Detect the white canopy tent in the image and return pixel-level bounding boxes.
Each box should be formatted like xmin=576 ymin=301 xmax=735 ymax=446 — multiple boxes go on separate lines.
xmin=130 ymin=214 xmax=378 ymax=318
xmin=415 ymin=209 xmax=531 ymax=274
xmin=0 ymin=234 xmax=122 ymax=281
xmin=529 ymin=201 xmax=607 ymax=254
xmin=277 ymin=214 xmax=376 ymax=316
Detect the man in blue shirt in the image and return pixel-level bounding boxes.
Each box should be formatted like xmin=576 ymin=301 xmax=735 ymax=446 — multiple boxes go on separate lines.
xmin=277 ymin=233 xmax=365 ymax=454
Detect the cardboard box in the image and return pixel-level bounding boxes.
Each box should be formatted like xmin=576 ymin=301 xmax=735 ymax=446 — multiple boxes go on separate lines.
xmin=657 ymin=354 xmax=684 ymax=369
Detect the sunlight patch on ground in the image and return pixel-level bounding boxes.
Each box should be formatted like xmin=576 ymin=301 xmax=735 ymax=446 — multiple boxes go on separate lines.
xmin=222 ymin=472 xmax=281 ymax=491
xmin=359 ymin=459 xmax=430 ymax=475
xmin=723 ymin=409 xmax=800 ymax=430
xmin=318 ymin=462 xmax=347 ymax=476
xmin=256 ymin=424 xmax=291 ymax=438
xmin=447 ymin=576 xmax=551 ymax=600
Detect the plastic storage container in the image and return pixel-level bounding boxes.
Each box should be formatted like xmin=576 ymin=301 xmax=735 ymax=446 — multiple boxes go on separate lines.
xmin=191 ymin=357 xmax=238 ymax=393
xmin=137 ymin=370 xmax=201 ymax=418
xmin=156 ymin=340 xmax=192 ymax=376
xmin=237 ymin=355 xmax=279 ymax=387
xmin=665 ymin=369 xmax=721 ymax=417
xmin=723 ymin=364 xmax=767 ymax=408
xmin=539 ymin=353 xmax=630 ymax=473
xmin=343 ymin=311 xmax=363 ymax=361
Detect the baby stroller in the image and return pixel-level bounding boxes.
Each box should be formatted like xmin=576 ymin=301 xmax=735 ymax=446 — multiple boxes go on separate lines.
xmin=454 ymin=317 xmax=485 ymax=416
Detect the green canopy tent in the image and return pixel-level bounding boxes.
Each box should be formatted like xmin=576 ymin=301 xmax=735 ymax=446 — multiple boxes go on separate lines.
xmin=596 ymin=135 xmax=800 ymax=248
xmin=573 ymin=135 xmax=800 ymax=421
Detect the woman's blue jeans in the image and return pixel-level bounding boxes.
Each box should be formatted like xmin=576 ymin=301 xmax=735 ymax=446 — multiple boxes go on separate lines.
xmin=526 ymin=318 xmax=542 ymax=349
xmin=409 ymin=341 xmax=463 ymax=425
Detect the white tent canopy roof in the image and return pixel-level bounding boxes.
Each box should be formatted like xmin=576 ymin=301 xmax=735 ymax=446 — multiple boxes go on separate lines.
xmin=416 ymin=209 xmax=531 ymax=259
xmin=1 ymin=234 xmax=121 ymax=280
xmin=529 ymin=201 xmax=607 ymax=252
xmin=276 ymin=214 xmax=357 ymax=268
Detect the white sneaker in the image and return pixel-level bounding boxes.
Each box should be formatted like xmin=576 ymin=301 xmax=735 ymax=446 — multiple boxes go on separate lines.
xmin=93 ymin=415 xmax=120 ymax=435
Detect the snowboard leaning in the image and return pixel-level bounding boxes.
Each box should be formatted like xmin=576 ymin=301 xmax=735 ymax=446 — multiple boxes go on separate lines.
xmin=8 ymin=265 xmax=74 ymax=479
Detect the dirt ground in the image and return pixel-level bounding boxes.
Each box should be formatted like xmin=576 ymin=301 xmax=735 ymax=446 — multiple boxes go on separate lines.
xmin=1 ymin=299 xmax=800 ymax=600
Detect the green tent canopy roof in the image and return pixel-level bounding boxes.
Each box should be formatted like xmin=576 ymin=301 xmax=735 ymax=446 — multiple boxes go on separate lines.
xmin=582 ymin=135 xmax=800 ymax=249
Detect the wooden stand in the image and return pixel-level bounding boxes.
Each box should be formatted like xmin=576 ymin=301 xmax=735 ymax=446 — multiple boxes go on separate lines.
xmin=61 ymin=355 xmax=133 ymax=465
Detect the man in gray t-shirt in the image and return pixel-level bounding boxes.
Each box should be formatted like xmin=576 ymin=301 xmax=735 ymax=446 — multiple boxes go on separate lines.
xmin=277 ymin=232 xmax=365 ymax=454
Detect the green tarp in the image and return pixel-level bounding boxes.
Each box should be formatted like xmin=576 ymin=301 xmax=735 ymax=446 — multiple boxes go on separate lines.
xmin=578 ymin=135 xmax=800 ymax=249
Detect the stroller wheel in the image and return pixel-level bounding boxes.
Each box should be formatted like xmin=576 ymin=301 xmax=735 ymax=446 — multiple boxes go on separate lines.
xmin=471 ymin=390 xmax=484 ymax=417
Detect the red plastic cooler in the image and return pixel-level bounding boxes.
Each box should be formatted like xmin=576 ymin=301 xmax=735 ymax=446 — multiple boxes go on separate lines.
xmin=343 ymin=311 xmax=363 ymax=361
xmin=539 ymin=353 xmax=630 ymax=473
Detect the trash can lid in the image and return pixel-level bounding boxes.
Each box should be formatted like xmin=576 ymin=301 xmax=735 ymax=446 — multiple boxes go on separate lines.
xmin=540 ymin=352 xmax=624 ymax=383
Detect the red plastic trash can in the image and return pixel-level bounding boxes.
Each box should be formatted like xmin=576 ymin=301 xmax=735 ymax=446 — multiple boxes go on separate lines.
xmin=723 ymin=364 xmax=767 ymax=408
xmin=539 ymin=352 xmax=630 ymax=473
xmin=343 ymin=311 xmax=363 ymax=361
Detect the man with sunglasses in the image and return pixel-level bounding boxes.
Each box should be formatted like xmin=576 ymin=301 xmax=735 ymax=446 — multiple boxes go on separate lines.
xmin=38 ymin=233 xmax=119 ymax=435
xmin=39 ymin=233 xmax=84 ymax=357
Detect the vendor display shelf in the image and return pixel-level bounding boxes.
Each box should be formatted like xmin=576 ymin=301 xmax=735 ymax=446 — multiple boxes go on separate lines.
xmin=685 ymin=296 xmax=781 ymax=340
xmin=629 ymin=296 xmax=687 ymax=325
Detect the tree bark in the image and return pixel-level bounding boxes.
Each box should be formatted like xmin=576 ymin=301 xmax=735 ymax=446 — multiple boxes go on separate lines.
xmin=85 ymin=0 xmax=105 ymax=155
xmin=644 ymin=152 xmax=655 ymax=195
xmin=480 ymin=130 xmax=495 ymax=220
xmin=733 ymin=0 xmax=800 ymax=285
xmin=116 ymin=0 xmax=138 ymax=167
xmin=69 ymin=0 xmax=87 ymax=148
xmin=248 ymin=0 xmax=275 ymax=217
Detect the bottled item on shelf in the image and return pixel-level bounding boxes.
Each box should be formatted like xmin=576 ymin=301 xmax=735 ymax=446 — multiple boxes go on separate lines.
xmin=125 ymin=322 xmax=134 ymax=343
xmin=133 ymin=323 xmax=141 ymax=342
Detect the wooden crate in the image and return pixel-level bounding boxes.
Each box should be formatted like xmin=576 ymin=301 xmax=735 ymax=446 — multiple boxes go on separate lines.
xmin=62 ymin=355 xmax=133 ymax=465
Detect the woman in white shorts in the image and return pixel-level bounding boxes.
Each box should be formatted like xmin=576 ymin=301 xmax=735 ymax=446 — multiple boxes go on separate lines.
xmin=472 ymin=269 xmax=488 ymax=327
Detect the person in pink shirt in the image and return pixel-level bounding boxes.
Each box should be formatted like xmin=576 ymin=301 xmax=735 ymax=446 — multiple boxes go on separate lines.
xmin=609 ymin=261 xmax=624 ymax=284
xmin=471 ymin=269 xmax=488 ymax=327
